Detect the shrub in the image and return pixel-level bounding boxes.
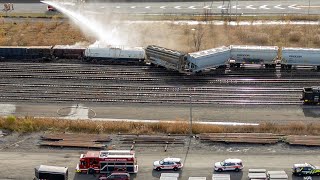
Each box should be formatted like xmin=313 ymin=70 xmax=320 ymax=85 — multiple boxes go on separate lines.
xmin=288 ymin=31 xmax=302 ymax=43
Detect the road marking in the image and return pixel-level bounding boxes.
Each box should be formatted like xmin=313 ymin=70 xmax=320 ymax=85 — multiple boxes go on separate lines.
xmin=115 ymin=6 xmax=120 ymax=9
xmin=160 ymin=6 xmax=166 ymax=9
xmin=217 ymin=5 xmax=227 ymax=9
xmin=203 ymin=5 xmax=212 ymax=9
xmin=298 ymin=5 xmax=320 ymax=8
xmin=232 ymin=5 xmax=241 ymax=9
xmin=0 ymin=104 xmax=15 ymax=115
xmin=174 ymin=6 xmax=181 ymax=9
xmin=130 ymin=6 xmax=136 ymax=9
xmin=188 ymin=6 xmax=197 ymax=10
xmin=288 ymin=4 xmax=301 ymax=9
xmin=259 ymin=5 xmax=270 ymax=9
xmin=145 ymin=6 xmax=150 ymax=9
xmin=246 ymin=5 xmax=256 ymax=9
xmin=274 ymin=5 xmax=285 ymax=9
xmin=66 ymin=104 xmax=89 ymax=119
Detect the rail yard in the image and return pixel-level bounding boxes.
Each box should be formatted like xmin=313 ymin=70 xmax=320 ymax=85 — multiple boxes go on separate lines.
xmin=2 ymin=0 xmax=320 ymax=180
xmin=0 ymin=61 xmax=318 ymax=105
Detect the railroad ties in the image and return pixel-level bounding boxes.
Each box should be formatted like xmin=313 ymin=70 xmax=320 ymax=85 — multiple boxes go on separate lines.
xmin=39 ymin=133 xmax=112 ymax=149
xmin=285 ymin=135 xmax=320 ymax=146
xmin=119 ymin=134 xmax=185 ymax=151
xmin=198 ymin=133 xmax=284 ymax=145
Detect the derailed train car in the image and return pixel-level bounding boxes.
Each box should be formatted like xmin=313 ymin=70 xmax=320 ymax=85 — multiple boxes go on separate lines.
xmin=187 ymin=46 xmax=230 ymax=73
xmin=145 ymin=45 xmax=187 ymax=72
xmin=281 ymin=47 xmax=320 ymax=70
xmin=230 ymin=45 xmax=279 ymax=68
xmin=301 ymin=86 xmax=320 ymax=104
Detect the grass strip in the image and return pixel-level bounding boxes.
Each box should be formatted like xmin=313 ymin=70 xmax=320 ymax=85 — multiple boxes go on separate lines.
xmin=2 ymin=115 xmax=320 ymax=135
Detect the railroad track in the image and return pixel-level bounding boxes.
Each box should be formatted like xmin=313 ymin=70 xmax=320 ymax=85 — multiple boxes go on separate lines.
xmin=0 ymin=62 xmax=315 ymax=105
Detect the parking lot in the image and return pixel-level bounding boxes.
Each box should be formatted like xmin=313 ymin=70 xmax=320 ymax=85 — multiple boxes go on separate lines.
xmin=1 ymin=133 xmax=320 ymax=180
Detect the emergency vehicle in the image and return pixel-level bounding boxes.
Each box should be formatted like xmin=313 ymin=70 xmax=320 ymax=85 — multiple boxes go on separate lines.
xmin=76 ymin=150 xmax=138 ymax=174
xmin=292 ymin=163 xmax=320 ymax=176
xmin=153 ymin=158 xmax=183 ymax=171
xmin=214 ymin=158 xmax=243 ymax=172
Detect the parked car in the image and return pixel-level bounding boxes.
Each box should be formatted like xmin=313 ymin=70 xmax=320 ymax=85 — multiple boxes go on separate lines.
xmin=292 ymin=163 xmax=320 ymax=176
xmin=47 ymin=5 xmax=56 ymax=11
xmin=34 ymin=165 xmax=68 ymax=180
xmin=153 ymin=158 xmax=183 ymax=171
xmin=214 ymin=158 xmax=243 ymax=172
xmin=99 ymin=172 xmax=130 ymax=180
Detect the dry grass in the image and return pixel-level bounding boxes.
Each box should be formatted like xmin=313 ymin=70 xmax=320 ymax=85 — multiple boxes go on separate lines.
xmin=1 ymin=19 xmax=320 ymax=52
xmin=2 ymin=116 xmax=320 ymax=135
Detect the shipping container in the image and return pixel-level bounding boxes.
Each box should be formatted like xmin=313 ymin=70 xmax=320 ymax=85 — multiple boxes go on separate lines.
xmin=187 ymin=46 xmax=230 ymax=73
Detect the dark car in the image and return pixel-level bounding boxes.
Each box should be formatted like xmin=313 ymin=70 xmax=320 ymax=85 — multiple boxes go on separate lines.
xmin=99 ymin=172 xmax=130 ymax=180
xmin=47 ymin=5 xmax=56 ymax=11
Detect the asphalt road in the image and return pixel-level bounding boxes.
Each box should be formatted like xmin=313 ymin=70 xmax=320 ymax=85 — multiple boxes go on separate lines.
xmin=2 ymin=0 xmax=320 ymax=15
xmin=1 ymin=103 xmax=320 ymax=124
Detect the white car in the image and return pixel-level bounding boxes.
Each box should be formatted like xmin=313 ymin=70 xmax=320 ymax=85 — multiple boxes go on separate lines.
xmin=153 ymin=158 xmax=183 ymax=171
xmin=214 ymin=158 xmax=243 ymax=172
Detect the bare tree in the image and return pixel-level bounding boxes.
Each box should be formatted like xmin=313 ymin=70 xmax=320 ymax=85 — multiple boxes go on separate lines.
xmin=192 ymin=24 xmax=205 ymax=51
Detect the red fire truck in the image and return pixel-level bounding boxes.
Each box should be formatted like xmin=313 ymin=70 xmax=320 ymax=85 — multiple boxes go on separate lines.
xmin=76 ymin=150 xmax=138 ymax=174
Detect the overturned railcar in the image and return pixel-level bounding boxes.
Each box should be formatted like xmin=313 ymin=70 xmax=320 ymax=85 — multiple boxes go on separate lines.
xmin=145 ymin=45 xmax=187 ymax=72
xmin=230 ymin=45 xmax=279 ymax=68
xmin=281 ymin=47 xmax=320 ymax=70
xmin=187 ymin=46 xmax=230 ymax=73
xmin=301 ymin=86 xmax=320 ymax=104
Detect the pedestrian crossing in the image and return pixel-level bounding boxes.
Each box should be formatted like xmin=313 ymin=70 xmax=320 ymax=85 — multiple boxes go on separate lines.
xmin=107 ymin=4 xmax=302 ymax=10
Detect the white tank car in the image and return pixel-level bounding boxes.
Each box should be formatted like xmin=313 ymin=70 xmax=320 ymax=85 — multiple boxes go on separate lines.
xmin=281 ymin=47 xmax=320 ymax=66
xmin=230 ymin=45 xmax=279 ymax=65
xmin=84 ymin=46 xmax=145 ymax=61
xmin=187 ymin=46 xmax=230 ymax=73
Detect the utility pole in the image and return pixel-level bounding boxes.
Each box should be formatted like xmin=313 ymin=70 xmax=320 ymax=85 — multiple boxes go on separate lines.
xmin=189 ymin=95 xmax=193 ymax=136
xmin=308 ymin=0 xmax=311 ymax=15
xmin=236 ymin=0 xmax=238 ymax=16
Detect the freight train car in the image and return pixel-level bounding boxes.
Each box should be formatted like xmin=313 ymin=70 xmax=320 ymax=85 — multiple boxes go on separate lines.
xmin=186 ymin=46 xmax=230 ymax=73
xmin=52 ymin=45 xmax=85 ymax=59
xmin=301 ymin=86 xmax=320 ymax=104
xmin=84 ymin=46 xmax=145 ymax=64
xmin=0 ymin=46 xmax=52 ymax=60
xmin=281 ymin=47 xmax=320 ymax=70
xmin=229 ymin=45 xmax=279 ymax=68
xmin=145 ymin=45 xmax=187 ymax=72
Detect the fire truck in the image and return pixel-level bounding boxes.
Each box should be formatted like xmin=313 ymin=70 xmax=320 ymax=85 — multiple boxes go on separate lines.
xmin=76 ymin=150 xmax=138 ymax=174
